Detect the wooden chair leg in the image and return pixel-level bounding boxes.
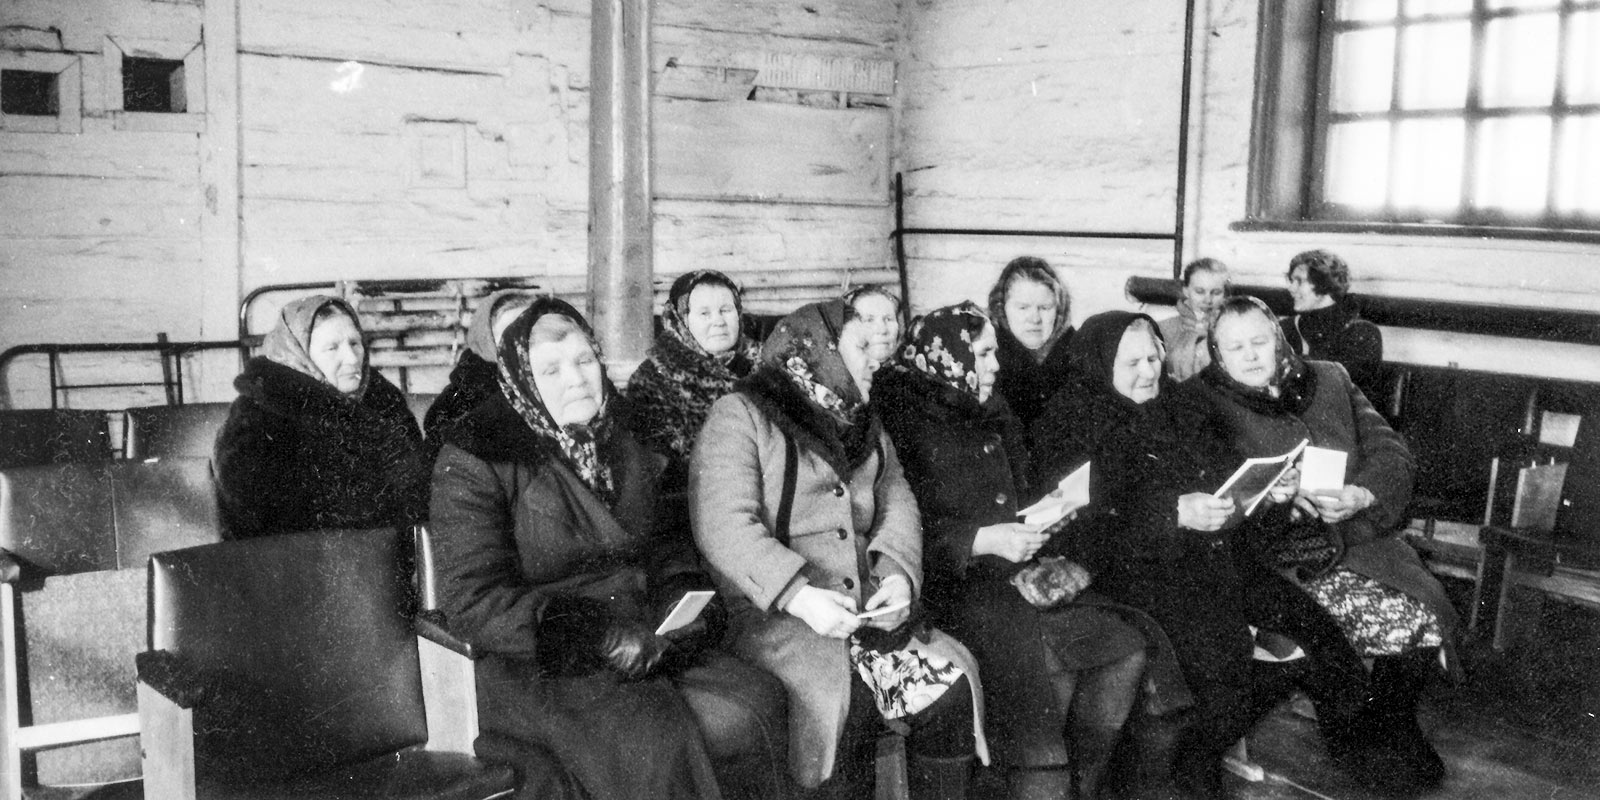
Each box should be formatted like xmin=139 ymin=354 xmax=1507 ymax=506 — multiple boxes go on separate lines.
xmin=1222 ymin=738 xmax=1264 ymax=782
xmin=2 ymin=583 xmax=21 ymax=800
xmin=136 ymin=680 xmax=196 ymax=800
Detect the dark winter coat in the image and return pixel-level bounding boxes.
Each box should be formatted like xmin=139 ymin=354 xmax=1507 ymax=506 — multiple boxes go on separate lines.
xmin=421 ymin=350 xmax=499 ymax=468
xmin=993 ymin=324 xmax=1076 ymax=430
xmin=1281 ymin=303 xmax=1389 ymax=415
xmin=214 ymin=357 xmax=427 ymax=538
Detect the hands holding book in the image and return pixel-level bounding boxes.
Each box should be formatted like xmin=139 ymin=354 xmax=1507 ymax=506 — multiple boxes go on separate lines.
xmin=1178 ymin=493 xmax=1235 ymax=531
xmin=1292 ymin=484 xmax=1375 ymax=523
xmin=974 ymin=521 xmax=1052 ymax=562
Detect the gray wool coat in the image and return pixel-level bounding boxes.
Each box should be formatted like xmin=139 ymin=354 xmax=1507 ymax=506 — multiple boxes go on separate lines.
xmin=690 ymin=390 xmax=989 ymax=788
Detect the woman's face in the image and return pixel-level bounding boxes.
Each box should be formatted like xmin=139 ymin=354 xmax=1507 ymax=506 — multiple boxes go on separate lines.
xmin=838 ymin=320 xmax=876 ymax=401
xmin=529 ymin=332 xmax=605 ymax=426
xmin=1111 ymin=326 xmax=1163 ymax=404
xmin=683 ymin=284 xmax=740 ymax=355
xmin=1287 ymin=265 xmax=1333 ymax=313
xmin=851 ymin=293 xmax=901 ymax=364
xmin=1183 ymin=269 xmax=1229 ymax=323
xmin=972 ymin=323 xmax=1000 ymax=403
xmin=308 ymin=312 xmax=365 ymax=395
xmin=1213 ymin=310 xmax=1279 ymax=389
xmin=1003 ymin=279 xmax=1058 ymax=350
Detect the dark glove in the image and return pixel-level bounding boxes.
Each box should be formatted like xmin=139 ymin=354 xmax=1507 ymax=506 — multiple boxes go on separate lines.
xmin=537 ymin=594 xmax=619 ymax=677
xmin=598 ymin=620 xmax=666 ymax=680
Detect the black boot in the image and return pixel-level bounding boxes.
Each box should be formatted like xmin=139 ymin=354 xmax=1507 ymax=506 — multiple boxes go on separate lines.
xmin=1006 ymin=765 xmax=1070 ymax=800
xmin=1360 ymin=650 xmax=1446 ymax=794
xmin=908 ymin=753 xmax=973 ymax=800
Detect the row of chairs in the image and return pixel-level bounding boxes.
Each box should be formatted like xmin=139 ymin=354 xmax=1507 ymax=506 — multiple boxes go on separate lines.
xmin=0 ymin=395 xmax=438 ymax=468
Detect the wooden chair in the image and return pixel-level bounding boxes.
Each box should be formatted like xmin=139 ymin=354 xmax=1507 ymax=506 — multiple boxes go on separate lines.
xmin=138 ymin=528 xmax=515 ymax=799
xmin=122 ymin=404 xmax=233 ymax=461
xmin=0 ymin=410 xmax=113 ymax=470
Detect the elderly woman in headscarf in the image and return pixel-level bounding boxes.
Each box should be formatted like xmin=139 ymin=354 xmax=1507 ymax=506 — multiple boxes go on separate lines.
xmin=987 ymin=256 xmax=1075 ymax=429
xmin=430 ymin=297 xmax=791 ymax=800
xmin=874 ymin=303 xmax=1186 ymax=800
xmin=422 ymin=288 xmax=533 ymax=465
xmin=215 ymin=295 xmax=428 ymax=539
xmin=843 ymin=284 xmax=905 ymax=371
xmin=692 ymin=300 xmax=987 ymax=800
xmin=626 ymin=270 xmax=762 ymax=501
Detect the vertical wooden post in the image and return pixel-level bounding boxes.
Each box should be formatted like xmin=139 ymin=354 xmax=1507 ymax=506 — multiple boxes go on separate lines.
xmin=200 ymin=0 xmax=242 ymax=395
xmin=587 ymin=0 xmax=654 ymax=382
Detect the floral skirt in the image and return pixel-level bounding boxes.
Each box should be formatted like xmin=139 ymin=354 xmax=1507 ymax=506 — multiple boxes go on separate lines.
xmin=1303 ymin=567 xmax=1444 ymax=656
xmin=848 ymin=642 xmax=965 ymax=720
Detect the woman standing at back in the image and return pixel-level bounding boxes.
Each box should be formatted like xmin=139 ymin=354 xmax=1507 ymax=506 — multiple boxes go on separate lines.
xmin=987 ymin=257 xmax=1075 ymax=429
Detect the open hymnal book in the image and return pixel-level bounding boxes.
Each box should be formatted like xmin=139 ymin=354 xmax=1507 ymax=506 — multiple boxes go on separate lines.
xmin=655 ymin=590 xmax=716 ymax=636
xmin=1213 ymin=439 xmax=1308 ymax=517
xmin=1017 ymin=461 xmax=1091 ymax=528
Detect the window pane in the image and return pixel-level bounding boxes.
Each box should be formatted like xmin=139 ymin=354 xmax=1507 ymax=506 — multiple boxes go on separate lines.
xmin=1567 ymin=11 xmax=1600 ymax=105
xmin=1474 ymin=116 xmax=1553 ymax=213
xmin=1393 ymin=118 xmax=1465 ymax=210
xmin=1331 ymin=28 xmax=1397 ymax=112
xmin=1325 ymin=120 xmax=1392 ymax=208
xmin=1339 ymin=0 xmax=1398 ymax=21
xmin=1404 ymin=0 xmax=1471 ymax=17
xmin=1487 ymin=0 xmax=1558 ymax=9
xmin=1399 ymin=22 xmax=1470 ymax=109
xmin=1482 ymin=14 xmax=1560 ymax=107
xmin=1555 ymin=116 xmax=1600 ymax=216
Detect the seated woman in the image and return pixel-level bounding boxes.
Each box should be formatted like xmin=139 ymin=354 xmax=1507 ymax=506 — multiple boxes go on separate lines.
xmin=215 ymin=295 xmax=428 ymax=538
xmin=843 ymin=284 xmax=904 ymax=371
xmin=430 ymin=298 xmax=791 ymax=800
xmin=626 ymin=270 xmax=761 ymax=500
xmin=987 ymin=257 xmax=1075 ymax=429
xmin=1189 ymin=295 xmax=1453 ymax=795
xmin=422 ymin=288 xmax=532 ymax=465
xmin=1157 ymin=258 xmax=1230 ymax=382
xmin=875 ymin=304 xmax=1186 ymax=800
xmin=1282 ymin=249 xmax=1389 ymax=413
xmin=691 ymin=300 xmax=987 ymax=800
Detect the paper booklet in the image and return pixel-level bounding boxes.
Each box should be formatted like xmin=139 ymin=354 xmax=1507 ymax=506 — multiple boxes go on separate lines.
xmin=1213 ymin=439 xmax=1309 ymax=516
xmin=655 ymin=590 xmax=716 ymax=636
xmin=1299 ymin=446 xmax=1349 ymax=497
xmin=1017 ymin=461 xmax=1091 ymax=528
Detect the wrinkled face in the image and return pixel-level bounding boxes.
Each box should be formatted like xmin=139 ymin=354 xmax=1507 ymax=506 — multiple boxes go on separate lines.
xmin=851 ymin=293 xmax=901 ymax=364
xmin=1183 ymin=269 xmax=1229 ymax=323
xmin=684 ymin=284 xmax=740 ymax=355
xmin=1112 ymin=326 xmax=1163 ymax=404
xmin=529 ymin=332 xmax=605 ymax=426
xmin=308 ymin=312 xmax=365 ymax=395
xmin=490 ymin=300 xmax=532 ymax=353
xmin=838 ymin=320 xmax=876 ymax=401
xmin=1003 ymin=279 xmax=1058 ymax=350
xmin=972 ymin=323 xmax=1000 ymax=403
xmin=1213 ymin=310 xmax=1279 ymax=389
xmin=1287 ymin=265 xmax=1332 ymax=313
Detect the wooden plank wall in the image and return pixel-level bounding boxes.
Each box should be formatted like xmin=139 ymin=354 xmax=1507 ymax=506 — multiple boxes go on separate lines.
xmin=1 ymin=0 xmax=900 ymax=406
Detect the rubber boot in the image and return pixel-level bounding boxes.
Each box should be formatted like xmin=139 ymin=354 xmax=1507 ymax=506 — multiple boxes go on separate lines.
xmin=908 ymin=753 xmax=973 ymax=800
xmin=1006 ymin=765 xmax=1070 ymax=800
xmin=1359 ymin=650 xmax=1446 ymax=794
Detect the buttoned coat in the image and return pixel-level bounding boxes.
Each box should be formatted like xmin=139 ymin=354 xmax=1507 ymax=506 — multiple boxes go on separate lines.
xmin=691 ymin=388 xmax=988 ymax=787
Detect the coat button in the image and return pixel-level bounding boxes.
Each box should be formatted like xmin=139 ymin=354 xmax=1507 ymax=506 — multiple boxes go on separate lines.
xmin=836 ymin=528 xmax=848 ymax=540
xmin=995 ymin=493 xmax=1007 ymax=505
xmin=842 ymin=578 xmax=855 ymax=590
xmin=833 ymin=484 xmax=846 ymax=497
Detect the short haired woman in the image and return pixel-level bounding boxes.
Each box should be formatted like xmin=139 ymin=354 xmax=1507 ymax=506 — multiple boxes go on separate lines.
xmin=1282 ymin=250 xmax=1387 ymax=411
xmin=430 ymin=297 xmax=792 ymax=800
xmin=987 ymin=256 xmax=1075 ymax=428
xmin=215 ymin=295 xmax=428 ymax=538
xmin=1158 ymin=258 xmax=1230 ymax=382
xmin=692 ymin=299 xmax=987 ymax=799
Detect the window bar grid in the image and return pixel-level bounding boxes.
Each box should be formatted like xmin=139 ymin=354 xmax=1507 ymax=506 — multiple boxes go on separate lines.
xmin=1307 ymin=2 xmax=1340 ymax=216
xmin=1461 ymin=0 xmax=1488 ymax=218
xmin=1544 ymin=0 xmax=1575 ymax=218
xmin=1384 ymin=12 xmax=1407 ymax=215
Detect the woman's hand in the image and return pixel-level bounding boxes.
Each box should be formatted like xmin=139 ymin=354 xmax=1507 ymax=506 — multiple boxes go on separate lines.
xmin=860 ymin=575 xmax=912 ymax=631
xmin=973 ymin=522 xmax=1051 ymax=563
xmin=1177 ymin=493 xmax=1235 ymax=531
xmin=598 ymin=621 xmax=667 ymax=680
xmin=1304 ymin=485 xmax=1374 ymax=524
xmin=1266 ymin=466 xmax=1300 ymax=504
xmin=785 ymin=585 xmax=861 ymax=639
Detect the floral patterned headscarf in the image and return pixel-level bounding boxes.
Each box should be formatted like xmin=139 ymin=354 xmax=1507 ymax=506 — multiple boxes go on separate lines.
xmin=898 ymin=301 xmax=991 ymax=402
xmin=495 ymin=297 xmax=619 ymax=501
xmin=662 ymin=270 xmax=760 ymax=365
xmin=259 ymin=294 xmax=370 ymax=399
xmin=759 ymin=299 xmax=866 ymax=426
xmin=1201 ymin=295 xmax=1318 ymax=414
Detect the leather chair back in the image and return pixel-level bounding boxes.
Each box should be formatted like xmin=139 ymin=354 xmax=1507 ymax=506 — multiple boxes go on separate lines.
xmin=0 ymin=462 xmax=117 ymax=574
xmin=0 ymin=409 xmax=112 ymax=469
xmin=148 ymin=528 xmax=427 ymax=781
xmin=108 ymin=457 xmax=223 ymax=568
xmin=122 ymin=403 xmax=233 ymax=461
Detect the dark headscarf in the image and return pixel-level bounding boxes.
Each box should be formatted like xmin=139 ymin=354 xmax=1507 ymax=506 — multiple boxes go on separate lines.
xmin=1067 ymin=310 xmax=1166 ymax=408
xmin=745 ymin=299 xmax=878 ymax=473
xmin=465 ymin=289 xmax=533 ymax=362
xmin=260 ymin=294 xmax=370 ymax=400
xmin=1199 ymin=296 xmax=1319 ymax=416
xmin=662 ymin=270 xmax=759 ymax=363
xmin=897 ymin=301 xmax=992 ymax=410
xmin=495 ymin=297 xmax=620 ymax=501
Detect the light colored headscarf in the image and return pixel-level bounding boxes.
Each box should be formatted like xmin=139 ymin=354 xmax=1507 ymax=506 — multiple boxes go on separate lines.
xmin=259 ymin=294 xmax=370 ymax=398
xmin=465 ymin=289 xmax=533 ymax=362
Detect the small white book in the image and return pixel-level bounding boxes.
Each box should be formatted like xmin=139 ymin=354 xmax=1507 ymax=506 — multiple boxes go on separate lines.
xmin=857 ymin=599 xmax=911 ymax=620
xmin=1299 ymin=446 xmax=1349 ymax=497
xmin=655 ymin=590 xmax=716 ymax=636
xmin=1214 ymin=439 xmax=1309 ymax=516
xmin=1017 ymin=461 xmax=1091 ymax=527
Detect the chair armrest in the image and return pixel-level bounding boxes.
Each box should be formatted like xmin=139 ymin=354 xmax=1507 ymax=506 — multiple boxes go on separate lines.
xmin=135 ymin=650 xmax=211 ymax=710
xmin=415 ymin=609 xmax=475 ymax=659
xmin=138 ymin=677 xmax=198 ymax=800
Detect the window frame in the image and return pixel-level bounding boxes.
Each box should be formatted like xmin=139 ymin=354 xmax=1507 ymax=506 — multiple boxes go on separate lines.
xmin=102 ymin=36 xmax=206 ymax=133
xmin=0 ymin=51 xmax=82 ymax=135
xmin=1242 ymin=0 xmax=1600 ymax=242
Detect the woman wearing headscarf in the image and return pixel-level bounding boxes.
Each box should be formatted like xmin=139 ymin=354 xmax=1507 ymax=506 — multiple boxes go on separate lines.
xmin=1157 ymin=258 xmax=1230 ymax=382
xmin=692 ymin=300 xmax=987 ymax=800
xmin=987 ymin=256 xmax=1075 ymax=429
xmin=843 ymin=285 xmax=905 ymax=370
xmin=422 ymin=288 xmax=533 ymax=466
xmin=626 ymin=270 xmax=761 ymax=498
xmin=215 ymin=295 xmax=428 ymax=539
xmin=875 ymin=303 xmax=1186 ymax=800
xmin=1189 ymin=295 xmax=1452 ymax=795
xmin=430 ymin=298 xmax=792 ymax=800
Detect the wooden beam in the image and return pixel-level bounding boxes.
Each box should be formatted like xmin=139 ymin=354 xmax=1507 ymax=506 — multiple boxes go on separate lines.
xmin=200 ymin=0 xmax=242 ymax=395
